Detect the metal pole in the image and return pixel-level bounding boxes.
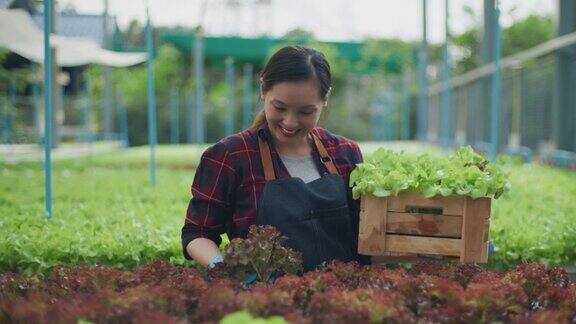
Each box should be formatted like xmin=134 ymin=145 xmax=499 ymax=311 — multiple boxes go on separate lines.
xmin=386 ymin=89 xmax=394 ymax=141
xmin=509 ymin=65 xmax=522 ymax=148
xmin=8 ymin=79 xmax=16 ymax=144
xmin=417 ymin=0 xmax=428 ymax=141
xmin=402 ymin=69 xmax=410 ymax=141
xmin=170 ymin=88 xmax=180 ymax=144
xmin=82 ymin=73 xmax=92 ymax=142
xmin=489 ymin=3 xmax=502 ymax=160
xmin=553 ymin=0 xmax=576 ymax=152
xmin=194 ymin=28 xmax=205 ymax=143
xmin=242 ymin=63 xmax=253 ymax=130
xmin=146 ymin=7 xmax=157 ymax=186
xmin=441 ymin=0 xmax=451 ymax=152
xmin=118 ymin=88 xmax=129 ymax=147
xmin=225 ymin=56 xmax=235 ymax=136
xmin=102 ymin=0 xmax=113 ymax=140
xmin=372 ymin=98 xmax=384 ymax=141
xmin=32 ymin=64 xmax=40 ymax=145
xmin=186 ymin=92 xmax=194 ymax=143
xmin=0 ymin=97 xmax=5 ymax=143
xmin=43 ymin=0 xmax=53 ymax=220
xmin=482 ymin=0 xmax=495 ymax=145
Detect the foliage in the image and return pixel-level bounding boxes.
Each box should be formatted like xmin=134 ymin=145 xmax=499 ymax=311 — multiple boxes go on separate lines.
xmin=87 ymin=43 xmax=185 ymax=146
xmin=222 ymin=225 xmax=303 ymax=283
xmin=357 ymin=38 xmax=417 ymax=75
xmin=489 ymin=163 xmax=576 ymax=269
xmin=220 ymin=310 xmax=286 ymax=324
xmin=0 ymin=144 xmax=575 ymax=275
xmin=0 ymin=146 xmax=203 ymax=275
xmin=0 ymin=260 xmax=574 ymax=323
xmin=350 ymin=146 xmax=510 ymax=200
xmin=0 ymin=49 xmax=32 ymax=93
xmin=451 ymin=14 xmax=553 ymax=73
xmin=502 ymin=15 xmax=553 ymax=57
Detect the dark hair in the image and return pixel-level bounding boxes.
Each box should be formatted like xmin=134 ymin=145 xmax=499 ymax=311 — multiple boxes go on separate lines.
xmin=251 ymin=46 xmax=332 ymax=128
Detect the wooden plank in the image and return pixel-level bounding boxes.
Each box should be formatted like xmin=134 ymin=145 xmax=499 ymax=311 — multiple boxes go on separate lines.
xmin=372 ymin=255 xmax=421 ymax=264
xmin=461 ymin=197 xmax=491 ymax=262
xmin=386 ymin=212 xmax=462 ymax=238
xmin=480 ymin=241 xmax=489 ymax=263
xmin=388 ymin=192 xmax=465 ymax=216
xmin=385 ymin=235 xmax=461 ymax=257
xmin=358 ymin=195 xmax=388 ymax=255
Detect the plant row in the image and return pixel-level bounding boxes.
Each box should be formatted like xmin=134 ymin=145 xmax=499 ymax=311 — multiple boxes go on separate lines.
xmin=1 ymin=260 xmax=574 ymax=323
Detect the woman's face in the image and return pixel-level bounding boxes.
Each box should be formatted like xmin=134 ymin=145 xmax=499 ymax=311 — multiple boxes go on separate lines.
xmin=263 ymin=80 xmax=325 ymax=148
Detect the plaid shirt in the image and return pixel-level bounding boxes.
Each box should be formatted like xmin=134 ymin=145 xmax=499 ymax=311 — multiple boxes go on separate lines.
xmin=181 ymin=124 xmax=363 ymax=259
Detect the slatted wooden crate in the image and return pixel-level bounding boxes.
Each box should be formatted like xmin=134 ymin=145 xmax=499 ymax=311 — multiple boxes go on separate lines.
xmin=358 ymin=192 xmax=491 ymax=263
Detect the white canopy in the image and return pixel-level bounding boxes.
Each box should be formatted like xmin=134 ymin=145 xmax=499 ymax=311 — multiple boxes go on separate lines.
xmin=0 ymin=9 xmax=146 ymax=67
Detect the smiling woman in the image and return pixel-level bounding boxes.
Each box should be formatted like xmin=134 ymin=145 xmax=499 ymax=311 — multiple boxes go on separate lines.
xmin=182 ymin=45 xmax=369 ymax=272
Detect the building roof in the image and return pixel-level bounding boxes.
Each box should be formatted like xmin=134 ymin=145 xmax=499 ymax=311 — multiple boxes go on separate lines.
xmin=0 ymin=9 xmax=145 ymax=67
xmin=32 ymin=12 xmax=116 ymax=47
xmin=161 ymin=31 xmax=365 ymax=68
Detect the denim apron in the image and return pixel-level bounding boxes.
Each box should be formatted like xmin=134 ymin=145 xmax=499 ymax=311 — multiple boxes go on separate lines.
xmin=255 ymin=132 xmax=357 ymax=272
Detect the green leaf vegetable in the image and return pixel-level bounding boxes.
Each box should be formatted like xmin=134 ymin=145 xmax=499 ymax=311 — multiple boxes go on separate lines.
xmin=220 ymin=310 xmax=286 ymax=324
xmin=350 ymin=146 xmax=511 ymax=200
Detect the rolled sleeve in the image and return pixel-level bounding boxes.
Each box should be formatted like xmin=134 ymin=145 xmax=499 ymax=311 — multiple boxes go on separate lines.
xmin=181 ymin=142 xmax=237 ymax=260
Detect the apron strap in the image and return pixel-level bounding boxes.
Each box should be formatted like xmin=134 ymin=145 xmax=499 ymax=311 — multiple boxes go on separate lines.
xmin=311 ymin=131 xmax=339 ymax=175
xmin=258 ymin=135 xmax=276 ymax=181
xmin=257 ymin=130 xmax=340 ymax=181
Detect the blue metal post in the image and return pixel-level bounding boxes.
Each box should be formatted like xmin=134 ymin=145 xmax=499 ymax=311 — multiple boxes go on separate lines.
xmin=118 ymin=89 xmax=129 ymax=147
xmin=384 ymin=90 xmax=393 ymax=140
xmin=391 ymin=90 xmax=398 ymax=140
xmin=8 ymin=79 xmax=16 ymax=144
xmin=146 ymin=8 xmax=157 ymax=186
xmin=82 ymin=74 xmax=92 ymax=142
xmin=170 ymin=88 xmax=180 ymax=144
xmin=186 ymin=92 xmax=194 ymax=143
xmin=371 ymin=100 xmax=378 ymax=141
xmin=418 ymin=0 xmax=428 ymax=141
xmin=489 ymin=4 xmax=502 ymax=161
xmin=32 ymin=64 xmax=40 ymax=145
xmin=441 ymin=0 xmax=452 ymax=152
xmin=194 ymin=28 xmax=205 ymax=143
xmin=402 ymin=70 xmax=410 ymax=141
xmin=43 ymin=0 xmax=53 ymax=220
xmin=0 ymin=97 xmax=4 ymax=143
xmin=225 ymin=57 xmax=235 ymax=136
xmin=372 ymin=98 xmax=384 ymax=141
xmin=242 ymin=63 xmax=253 ymax=130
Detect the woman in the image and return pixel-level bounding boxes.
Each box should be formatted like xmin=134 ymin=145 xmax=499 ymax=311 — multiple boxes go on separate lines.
xmin=181 ymin=45 xmax=367 ymax=271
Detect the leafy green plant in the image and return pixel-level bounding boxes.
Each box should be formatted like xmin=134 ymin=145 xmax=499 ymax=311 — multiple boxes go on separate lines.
xmin=220 ymin=310 xmax=286 ymax=324
xmin=1 ymin=144 xmax=574 ymax=275
xmin=223 ymin=225 xmax=303 ymax=283
xmin=350 ymin=146 xmax=511 ymax=200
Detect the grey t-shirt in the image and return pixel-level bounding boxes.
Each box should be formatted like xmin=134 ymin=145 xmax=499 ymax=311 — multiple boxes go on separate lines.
xmin=279 ymin=154 xmax=321 ymax=183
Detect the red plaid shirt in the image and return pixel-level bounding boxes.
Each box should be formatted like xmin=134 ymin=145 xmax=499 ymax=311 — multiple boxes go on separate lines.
xmin=181 ymin=124 xmax=363 ymax=259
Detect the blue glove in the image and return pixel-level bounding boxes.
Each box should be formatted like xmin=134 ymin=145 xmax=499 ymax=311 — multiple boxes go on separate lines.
xmin=243 ymin=272 xmax=258 ymax=285
xmin=488 ymin=241 xmax=495 ymax=256
xmin=208 ymin=255 xmax=224 ymax=269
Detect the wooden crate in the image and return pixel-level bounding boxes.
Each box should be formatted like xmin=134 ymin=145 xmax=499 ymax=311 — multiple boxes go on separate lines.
xmin=358 ymin=192 xmax=491 ymax=263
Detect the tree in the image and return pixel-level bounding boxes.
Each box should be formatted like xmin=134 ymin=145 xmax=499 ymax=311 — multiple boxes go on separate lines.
xmin=357 ymin=38 xmax=418 ymax=75
xmin=502 ymin=15 xmax=553 ymax=57
xmin=451 ymin=14 xmax=553 ymax=74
